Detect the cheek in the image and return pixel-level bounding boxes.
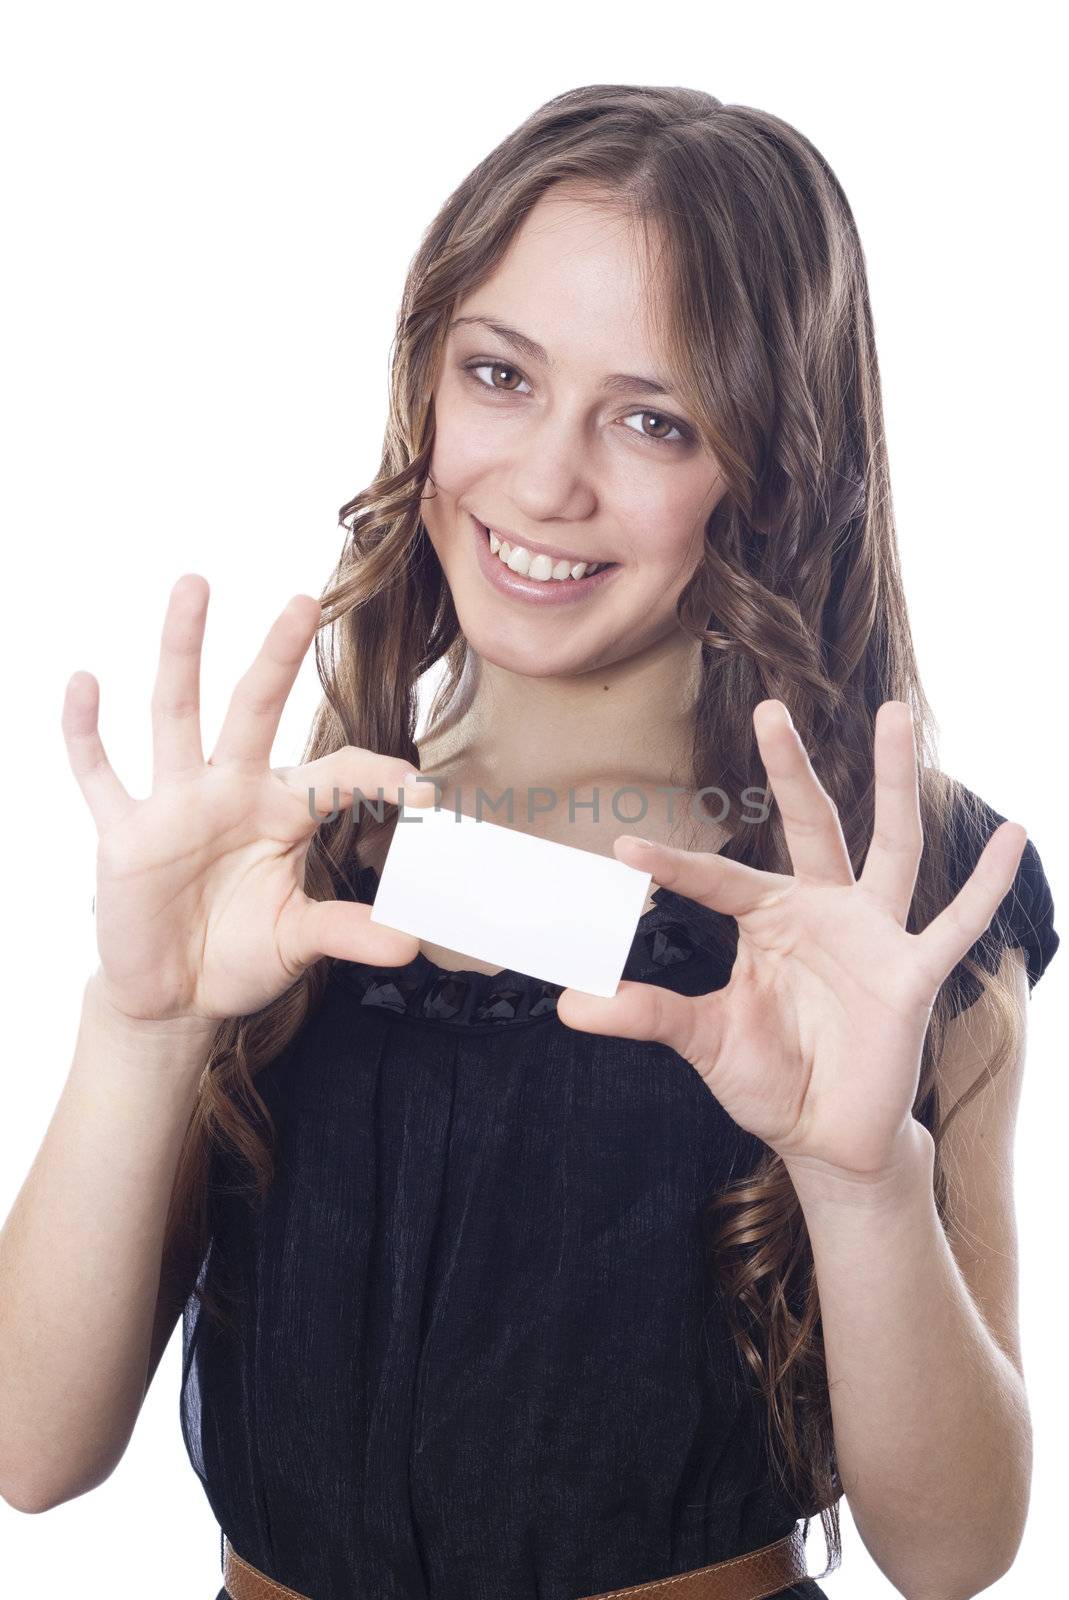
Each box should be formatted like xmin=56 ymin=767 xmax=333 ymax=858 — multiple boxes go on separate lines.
xmin=428 ymin=398 xmax=500 ymax=495
xmin=619 ymin=486 xmax=711 ymax=571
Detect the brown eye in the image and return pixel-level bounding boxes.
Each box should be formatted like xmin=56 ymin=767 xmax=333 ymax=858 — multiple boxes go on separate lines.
xmin=464 ymin=359 xmax=691 ymax=448
xmin=622 ymin=409 xmax=688 ymax=446
xmin=465 ymin=361 xmax=529 ymax=394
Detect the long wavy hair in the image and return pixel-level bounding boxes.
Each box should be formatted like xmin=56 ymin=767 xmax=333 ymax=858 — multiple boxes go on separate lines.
xmin=159 ymin=85 xmax=1023 ymax=1575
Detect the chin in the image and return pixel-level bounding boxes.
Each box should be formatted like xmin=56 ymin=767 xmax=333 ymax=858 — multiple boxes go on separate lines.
xmin=456 ymin=609 xmax=614 ymax=678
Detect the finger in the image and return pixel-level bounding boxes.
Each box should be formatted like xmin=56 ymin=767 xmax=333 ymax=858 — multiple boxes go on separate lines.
xmin=151 ymin=574 xmax=208 ymax=784
xmin=556 ymin=977 xmax=725 ymax=1067
xmin=282 ymin=894 xmax=422 ymax=971
xmin=613 ymin=834 xmax=787 ymax=920
xmin=61 ymin=672 xmax=135 ymax=831
xmin=277 ymin=750 xmax=437 ymax=825
xmin=755 ymin=699 xmax=854 ymax=884
xmin=857 ymin=701 xmax=923 ymax=924
xmin=913 ymin=821 xmax=1027 ymax=989
xmin=210 ymin=595 xmax=323 ymax=769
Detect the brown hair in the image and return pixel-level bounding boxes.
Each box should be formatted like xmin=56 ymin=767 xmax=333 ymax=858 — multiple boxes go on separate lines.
xmin=160 ymin=85 xmax=1023 ymax=1574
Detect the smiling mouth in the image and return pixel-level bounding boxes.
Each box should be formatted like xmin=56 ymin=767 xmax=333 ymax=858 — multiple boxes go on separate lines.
xmin=474 ymin=518 xmax=618 ymax=584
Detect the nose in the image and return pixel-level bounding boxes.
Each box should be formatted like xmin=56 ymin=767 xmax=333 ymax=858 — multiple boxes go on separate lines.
xmin=500 ymin=406 xmax=598 ymax=525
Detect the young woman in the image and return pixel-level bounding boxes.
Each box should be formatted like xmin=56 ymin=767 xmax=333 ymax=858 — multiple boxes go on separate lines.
xmin=1 ymin=85 xmax=1058 ymax=1600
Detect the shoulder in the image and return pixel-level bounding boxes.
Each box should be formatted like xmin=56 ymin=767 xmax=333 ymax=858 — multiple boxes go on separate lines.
xmin=936 ymin=779 xmax=1060 ymax=1013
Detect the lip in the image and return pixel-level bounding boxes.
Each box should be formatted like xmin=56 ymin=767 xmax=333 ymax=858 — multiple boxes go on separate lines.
xmin=473 ymin=516 xmax=614 ymax=569
xmin=471 ymin=515 xmax=622 ymax=606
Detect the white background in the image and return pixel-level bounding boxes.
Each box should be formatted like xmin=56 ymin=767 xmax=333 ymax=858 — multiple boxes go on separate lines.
xmin=0 ymin=2 xmax=1064 ymax=1595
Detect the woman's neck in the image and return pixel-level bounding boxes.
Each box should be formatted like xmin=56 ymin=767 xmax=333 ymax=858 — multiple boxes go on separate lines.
xmin=418 ymin=630 xmax=710 ymax=836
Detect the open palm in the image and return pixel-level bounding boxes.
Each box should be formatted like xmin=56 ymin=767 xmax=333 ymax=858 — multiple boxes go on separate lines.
xmin=65 ymin=576 xmax=431 ymax=1028
xmin=556 ymin=699 xmax=1026 ymax=1180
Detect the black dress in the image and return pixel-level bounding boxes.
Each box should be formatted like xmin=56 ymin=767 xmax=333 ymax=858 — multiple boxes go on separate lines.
xmin=180 ymin=785 xmax=1059 ymax=1600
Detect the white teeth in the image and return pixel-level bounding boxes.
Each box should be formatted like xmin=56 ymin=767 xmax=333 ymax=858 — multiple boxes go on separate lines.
xmin=484 ymin=526 xmax=605 ymax=582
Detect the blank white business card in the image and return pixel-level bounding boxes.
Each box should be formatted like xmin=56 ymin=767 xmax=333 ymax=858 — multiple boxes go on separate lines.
xmin=369 ymin=802 xmax=653 ymax=997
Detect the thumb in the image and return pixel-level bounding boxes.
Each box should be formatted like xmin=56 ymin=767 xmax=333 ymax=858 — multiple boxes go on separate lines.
xmin=556 ymin=978 xmax=711 ymax=1061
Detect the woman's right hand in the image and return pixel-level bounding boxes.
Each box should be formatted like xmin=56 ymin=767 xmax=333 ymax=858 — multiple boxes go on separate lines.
xmin=63 ymin=574 xmax=433 ymax=1028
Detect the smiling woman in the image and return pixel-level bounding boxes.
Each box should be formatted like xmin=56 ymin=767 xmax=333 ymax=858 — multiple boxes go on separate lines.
xmin=418 ymin=189 xmax=726 ymax=681
xmin=6 ymin=80 xmax=1059 ymax=1600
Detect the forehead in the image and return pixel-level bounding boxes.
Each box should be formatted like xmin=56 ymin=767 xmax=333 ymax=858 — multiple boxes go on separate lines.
xmin=452 ymin=191 xmax=668 ymax=374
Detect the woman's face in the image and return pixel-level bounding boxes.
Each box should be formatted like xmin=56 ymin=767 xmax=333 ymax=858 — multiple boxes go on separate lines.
xmin=421 ymin=188 xmax=727 ymax=678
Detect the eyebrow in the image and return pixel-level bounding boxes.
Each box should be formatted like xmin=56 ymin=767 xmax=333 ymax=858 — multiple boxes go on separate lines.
xmin=447 ymin=315 xmax=675 ymax=400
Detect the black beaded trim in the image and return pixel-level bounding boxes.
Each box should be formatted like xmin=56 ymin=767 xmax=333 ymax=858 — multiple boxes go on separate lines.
xmin=644 ymin=922 xmax=697 ymax=968
xmin=328 ymin=865 xmax=719 ymax=1029
xmin=343 ymin=964 xmax=566 ymax=1026
xmin=335 ymin=921 xmax=702 ymax=1027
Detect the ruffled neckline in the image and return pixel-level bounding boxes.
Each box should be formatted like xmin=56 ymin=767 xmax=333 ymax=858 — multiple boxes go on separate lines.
xmin=328 ymin=862 xmax=734 ymax=1030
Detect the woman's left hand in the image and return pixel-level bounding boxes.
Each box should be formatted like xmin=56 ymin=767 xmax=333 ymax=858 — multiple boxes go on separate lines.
xmin=555 ymin=699 xmax=1027 ymax=1184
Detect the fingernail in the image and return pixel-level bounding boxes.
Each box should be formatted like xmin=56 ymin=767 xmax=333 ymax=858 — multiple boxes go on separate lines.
xmin=630 ymin=837 xmax=656 ymax=849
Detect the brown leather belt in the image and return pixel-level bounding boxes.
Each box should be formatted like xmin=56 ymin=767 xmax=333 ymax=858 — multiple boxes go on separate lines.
xmin=223 ymin=1523 xmax=811 ymax=1599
